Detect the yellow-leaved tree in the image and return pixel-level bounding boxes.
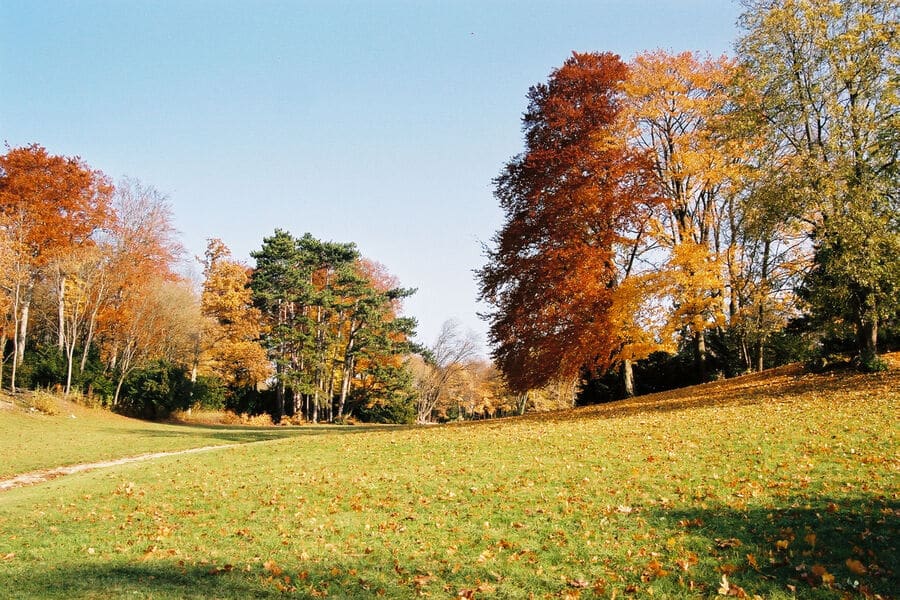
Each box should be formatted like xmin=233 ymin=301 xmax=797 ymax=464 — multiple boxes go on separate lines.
xmin=200 ymin=238 xmax=271 ymax=397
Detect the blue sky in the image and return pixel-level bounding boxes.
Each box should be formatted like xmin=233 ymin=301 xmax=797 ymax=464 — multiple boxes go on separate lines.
xmin=1 ymin=0 xmax=741 ymax=351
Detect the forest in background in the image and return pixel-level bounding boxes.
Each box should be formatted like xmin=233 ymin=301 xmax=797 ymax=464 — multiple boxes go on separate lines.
xmin=0 ymin=0 xmax=896 ymax=424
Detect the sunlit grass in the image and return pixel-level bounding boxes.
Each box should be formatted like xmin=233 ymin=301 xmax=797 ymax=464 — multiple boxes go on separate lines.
xmin=0 ymin=395 xmax=312 ymax=478
xmin=0 ymin=362 xmax=897 ymax=598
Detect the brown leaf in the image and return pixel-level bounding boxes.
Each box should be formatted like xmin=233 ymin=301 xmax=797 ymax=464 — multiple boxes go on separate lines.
xmin=263 ymin=560 xmax=283 ymax=576
xmin=846 ymin=558 xmax=867 ymax=575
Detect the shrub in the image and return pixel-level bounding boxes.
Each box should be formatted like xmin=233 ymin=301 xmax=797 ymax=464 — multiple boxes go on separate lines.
xmin=118 ymin=360 xmax=192 ymax=419
xmin=190 ymin=375 xmax=227 ymax=410
xmin=29 ymin=391 xmax=60 ymax=415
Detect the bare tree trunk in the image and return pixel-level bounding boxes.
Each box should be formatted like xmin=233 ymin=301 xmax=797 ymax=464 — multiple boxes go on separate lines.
xmin=327 ymin=376 xmax=333 ymax=423
xmin=113 ymin=372 xmax=126 ymax=406
xmin=0 ymin=332 xmax=6 ymax=390
xmin=11 ymin=280 xmax=32 ymax=393
xmin=293 ymin=389 xmax=302 ymax=416
xmin=57 ymin=272 xmax=66 ymax=352
xmin=756 ymin=239 xmax=771 ymax=372
xmin=695 ymin=331 xmax=707 ymax=382
xmin=622 ymin=359 xmax=634 ymax=397
xmin=857 ymin=315 xmax=879 ymax=367
xmin=65 ymin=344 xmax=76 ymax=396
xmin=9 ymin=301 xmax=17 ymax=393
xmin=312 ymin=389 xmax=319 ymax=423
xmin=17 ymin=286 xmax=31 ymax=363
xmin=0 ymin=333 xmax=5 ymax=390
xmin=274 ymin=375 xmax=285 ymax=423
xmin=337 ymin=354 xmax=354 ymax=419
xmin=516 ymin=391 xmax=528 ymax=416
xmin=80 ymin=316 xmax=96 ymax=372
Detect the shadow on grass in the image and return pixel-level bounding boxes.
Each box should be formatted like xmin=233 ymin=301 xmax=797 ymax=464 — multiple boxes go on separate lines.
xmin=2 ymin=562 xmax=287 ymax=599
xmin=2 ymin=559 xmax=409 ymax=599
xmin=650 ymin=494 xmax=898 ymax=598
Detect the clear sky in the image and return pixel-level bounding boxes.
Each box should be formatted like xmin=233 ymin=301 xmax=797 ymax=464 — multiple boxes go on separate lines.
xmin=1 ymin=0 xmax=741 ymax=352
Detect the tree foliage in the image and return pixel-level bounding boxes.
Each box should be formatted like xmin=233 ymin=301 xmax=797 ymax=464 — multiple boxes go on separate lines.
xmin=478 ymin=52 xmax=652 ymax=392
xmin=737 ymin=0 xmax=900 ymax=366
xmin=251 ymin=229 xmax=417 ymax=423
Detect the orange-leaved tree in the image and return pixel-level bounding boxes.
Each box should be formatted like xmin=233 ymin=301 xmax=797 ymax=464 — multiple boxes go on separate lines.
xmin=97 ymin=177 xmax=192 ymax=405
xmin=0 ymin=144 xmax=113 ymax=391
xmin=478 ymin=52 xmax=653 ymax=393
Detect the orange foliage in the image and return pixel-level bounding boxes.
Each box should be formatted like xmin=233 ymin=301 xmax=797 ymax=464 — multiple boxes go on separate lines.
xmin=479 ymin=52 xmax=654 ymax=392
xmin=200 ymin=239 xmax=271 ymax=389
xmin=0 ymin=144 xmax=113 ymax=266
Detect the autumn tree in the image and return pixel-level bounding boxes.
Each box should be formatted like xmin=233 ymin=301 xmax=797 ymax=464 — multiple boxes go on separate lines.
xmin=478 ymin=52 xmax=651 ymax=393
xmin=622 ymin=51 xmax=739 ymax=380
xmin=98 ymin=178 xmax=191 ymax=405
xmin=200 ymin=239 xmax=271 ymax=396
xmin=737 ymin=0 xmax=900 ymax=367
xmin=332 ymin=258 xmax=416 ymax=420
xmin=57 ymin=245 xmax=110 ymax=395
xmin=0 ymin=144 xmax=113 ymax=391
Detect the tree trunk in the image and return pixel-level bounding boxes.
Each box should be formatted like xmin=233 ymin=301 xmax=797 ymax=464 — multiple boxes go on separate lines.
xmin=337 ymin=354 xmax=354 ymax=419
xmin=9 ymin=312 xmax=17 ymax=393
xmin=694 ymin=331 xmax=707 ymax=382
xmin=274 ymin=378 xmax=285 ymax=424
xmin=0 ymin=333 xmax=5 ymax=390
xmin=113 ymin=373 xmax=126 ymax=406
xmin=857 ymin=316 xmax=878 ymax=367
xmin=57 ymin=273 xmax=66 ymax=352
xmin=11 ymin=281 xmax=32 ymax=393
xmin=293 ymin=389 xmax=302 ymax=416
xmin=65 ymin=343 xmax=76 ymax=396
xmin=516 ymin=391 xmax=528 ymax=416
xmin=80 ymin=317 xmax=96 ymax=372
xmin=312 ymin=387 xmax=319 ymax=424
xmin=17 ymin=287 xmax=31 ymax=363
xmin=0 ymin=333 xmax=7 ymax=390
xmin=756 ymin=239 xmax=771 ymax=372
xmin=622 ymin=359 xmax=634 ymax=397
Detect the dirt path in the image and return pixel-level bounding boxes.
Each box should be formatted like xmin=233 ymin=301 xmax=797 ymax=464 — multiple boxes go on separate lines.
xmin=0 ymin=444 xmax=240 ymax=492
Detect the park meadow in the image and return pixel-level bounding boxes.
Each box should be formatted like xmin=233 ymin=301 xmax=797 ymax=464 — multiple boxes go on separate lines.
xmin=1 ymin=1 xmax=898 ymax=598
xmin=1 ymin=358 xmax=897 ymax=599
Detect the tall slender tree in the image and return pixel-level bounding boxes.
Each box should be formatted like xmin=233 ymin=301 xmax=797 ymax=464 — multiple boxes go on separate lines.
xmin=478 ymin=52 xmax=652 ymax=392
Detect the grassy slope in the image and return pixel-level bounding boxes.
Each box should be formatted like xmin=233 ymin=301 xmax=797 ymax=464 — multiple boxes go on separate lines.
xmin=0 ymin=396 xmax=312 ymax=479
xmin=0 ymin=362 xmax=897 ymax=599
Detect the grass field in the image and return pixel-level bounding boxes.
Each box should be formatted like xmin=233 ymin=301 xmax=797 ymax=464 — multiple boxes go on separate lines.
xmin=0 ymin=362 xmax=897 ymax=599
xmin=0 ymin=396 xmax=314 ymax=479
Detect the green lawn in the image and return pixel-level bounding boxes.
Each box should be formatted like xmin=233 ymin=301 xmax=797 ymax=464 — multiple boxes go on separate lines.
xmin=0 ymin=397 xmax=328 ymax=478
xmin=0 ymin=366 xmax=897 ymax=599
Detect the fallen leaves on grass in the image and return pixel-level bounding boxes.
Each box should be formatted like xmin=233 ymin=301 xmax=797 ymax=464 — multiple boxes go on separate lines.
xmin=846 ymin=558 xmax=867 ymax=575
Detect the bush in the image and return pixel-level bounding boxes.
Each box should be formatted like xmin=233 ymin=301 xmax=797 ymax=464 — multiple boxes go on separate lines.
xmin=18 ymin=347 xmax=66 ymax=390
xmin=858 ymin=355 xmax=889 ymax=373
xmin=29 ymin=391 xmax=60 ymax=415
xmin=190 ymin=375 xmax=227 ymax=410
xmin=355 ymin=393 xmax=416 ymax=424
xmin=118 ymin=360 xmax=192 ymax=419
xmin=226 ymin=387 xmax=274 ymax=416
